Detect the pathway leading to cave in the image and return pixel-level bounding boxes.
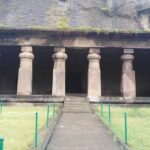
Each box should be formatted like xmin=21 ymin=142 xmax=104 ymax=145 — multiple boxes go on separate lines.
xmin=46 ymin=112 xmax=122 ymax=150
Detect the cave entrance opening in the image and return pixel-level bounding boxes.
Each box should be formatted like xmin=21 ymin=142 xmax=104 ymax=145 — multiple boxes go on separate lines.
xmin=66 ymin=49 xmax=88 ymax=96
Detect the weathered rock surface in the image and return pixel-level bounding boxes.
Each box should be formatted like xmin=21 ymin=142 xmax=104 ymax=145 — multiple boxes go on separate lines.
xmin=137 ymin=0 xmax=150 ymax=11
xmin=0 ymin=0 xmax=149 ymax=31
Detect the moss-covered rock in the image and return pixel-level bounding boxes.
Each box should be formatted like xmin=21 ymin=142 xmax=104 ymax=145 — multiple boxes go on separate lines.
xmin=0 ymin=0 xmax=149 ymax=32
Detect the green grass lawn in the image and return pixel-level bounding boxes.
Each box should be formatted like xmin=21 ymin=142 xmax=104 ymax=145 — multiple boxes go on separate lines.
xmin=96 ymin=105 xmax=150 ymax=150
xmin=0 ymin=105 xmax=56 ymax=150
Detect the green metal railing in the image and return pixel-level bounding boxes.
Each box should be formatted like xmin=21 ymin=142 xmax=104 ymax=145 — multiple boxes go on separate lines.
xmin=124 ymin=113 xmax=128 ymax=144
xmin=0 ymin=99 xmax=3 ymax=113
xmin=53 ymin=103 xmax=55 ymax=117
xmin=0 ymin=137 xmax=4 ymax=150
xmin=46 ymin=104 xmax=50 ymax=128
xmin=108 ymin=104 xmax=111 ymax=124
xmin=100 ymin=102 xmax=103 ymax=116
xmin=97 ymin=103 xmax=128 ymax=145
xmin=35 ymin=112 xmax=38 ymax=148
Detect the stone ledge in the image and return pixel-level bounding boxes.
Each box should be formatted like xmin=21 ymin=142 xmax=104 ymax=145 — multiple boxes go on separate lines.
xmin=1 ymin=29 xmax=150 ymax=49
xmin=0 ymin=95 xmax=150 ymax=104
xmin=0 ymin=95 xmax=65 ymax=103
xmin=90 ymin=96 xmax=150 ymax=104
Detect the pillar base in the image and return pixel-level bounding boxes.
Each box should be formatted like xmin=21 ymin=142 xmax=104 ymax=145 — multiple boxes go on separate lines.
xmin=87 ymin=96 xmax=100 ymax=102
xmin=123 ymin=96 xmax=136 ymax=103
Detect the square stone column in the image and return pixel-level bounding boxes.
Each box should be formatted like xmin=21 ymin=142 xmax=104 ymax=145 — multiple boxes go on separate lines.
xmin=121 ymin=49 xmax=136 ymax=98
xmin=17 ymin=46 xmax=34 ymax=95
xmin=87 ymin=48 xmax=101 ymax=102
xmin=52 ymin=47 xmax=67 ymax=96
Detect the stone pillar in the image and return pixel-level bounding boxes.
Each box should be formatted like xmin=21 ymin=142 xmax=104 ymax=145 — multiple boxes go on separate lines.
xmin=52 ymin=47 xmax=67 ymax=96
xmin=87 ymin=48 xmax=101 ymax=101
xmin=121 ymin=49 xmax=136 ymax=98
xmin=17 ymin=46 xmax=34 ymax=95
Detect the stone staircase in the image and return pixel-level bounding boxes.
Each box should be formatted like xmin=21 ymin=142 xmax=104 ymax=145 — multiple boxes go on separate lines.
xmin=63 ymin=96 xmax=93 ymax=113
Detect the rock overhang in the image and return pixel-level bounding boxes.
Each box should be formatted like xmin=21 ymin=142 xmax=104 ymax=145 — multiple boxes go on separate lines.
xmin=1 ymin=0 xmax=150 ymax=32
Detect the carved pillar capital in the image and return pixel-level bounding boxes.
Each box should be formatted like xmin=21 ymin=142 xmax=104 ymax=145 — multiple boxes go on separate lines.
xmin=121 ymin=54 xmax=134 ymax=60
xmin=88 ymin=53 xmax=101 ymax=60
xmin=52 ymin=51 xmax=67 ymax=60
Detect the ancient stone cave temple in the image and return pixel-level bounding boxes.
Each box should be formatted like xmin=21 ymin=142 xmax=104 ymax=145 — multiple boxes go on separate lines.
xmin=0 ymin=0 xmax=150 ymax=102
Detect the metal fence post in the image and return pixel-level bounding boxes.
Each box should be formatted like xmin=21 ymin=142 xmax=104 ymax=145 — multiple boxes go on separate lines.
xmin=0 ymin=137 xmax=4 ymax=150
xmin=0 ymin=99 xmax=3 ymax=113
xmin=124 ymin=113 xmax=128 ymax=144
xmin=101 ymin=102 xmax=103 ymax=117
xmin=53 ymin=103 xmax=55 ymax=117
xmin=35 ymin=112 xmax=38 ymax=147
xmin=46 ymin=104 xmax=50 ymax=128
xmin=108 ymin=104 xmax=111 ymax=124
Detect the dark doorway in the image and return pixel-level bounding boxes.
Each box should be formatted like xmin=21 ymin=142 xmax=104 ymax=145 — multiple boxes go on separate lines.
xmin=66 ymin=49 xmax=88 ymax=95
xmin=0 ymin=46 xmax=20 ymax=94
xmin=33 ymin=47 xmax=53 ymax=95
xmin=135 ymin=49 xmax=150 ymax=97
xmin=101 ymin=48 xmax=122 ymax=96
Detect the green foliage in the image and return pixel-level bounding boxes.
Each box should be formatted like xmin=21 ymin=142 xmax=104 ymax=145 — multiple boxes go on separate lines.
xmin=100 ymin=6 xmax=109 ymax=13
xmin=143 ymin=29 xmax=150 ymax=33
xmin=27 ymin=23 xmax=141 ymax=34
xmin=56 ymin=17 xmax=70 ymax=30
xmin=28 ymin=25 xmax=50 ymax=30
xmin=0 ymin=24 xmax=10 ymax=29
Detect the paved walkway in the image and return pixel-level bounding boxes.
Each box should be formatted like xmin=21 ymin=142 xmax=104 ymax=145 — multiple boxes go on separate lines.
xmin=46 ymin=113 xmax=122 ymax=150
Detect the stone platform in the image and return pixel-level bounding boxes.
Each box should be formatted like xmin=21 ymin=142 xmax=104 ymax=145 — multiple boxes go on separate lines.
xmin=1 ymin=95 xmax=150 ymax=104
xmin=0 ymin=95 xmax=65 ymax=103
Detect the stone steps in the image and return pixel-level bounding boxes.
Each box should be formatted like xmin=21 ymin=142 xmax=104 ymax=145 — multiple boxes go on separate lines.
xmin=64 ymin=106 xmax=91 ymax=110
xmin=64 ymin=100 xmax=89 ymax=105
xmin=63 ymin=109 xmax=92 ymax=113
xmin=63 ymin=96 xmax=92 ymax=113
xmin=64 ymin=104 xmax=90 ymax=108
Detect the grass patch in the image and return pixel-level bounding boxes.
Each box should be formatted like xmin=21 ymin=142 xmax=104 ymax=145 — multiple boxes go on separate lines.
xmin=96 ymin=105 xmax=150 ymax=150
xmin=0 ymin=105 xmax=57 ymax=150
